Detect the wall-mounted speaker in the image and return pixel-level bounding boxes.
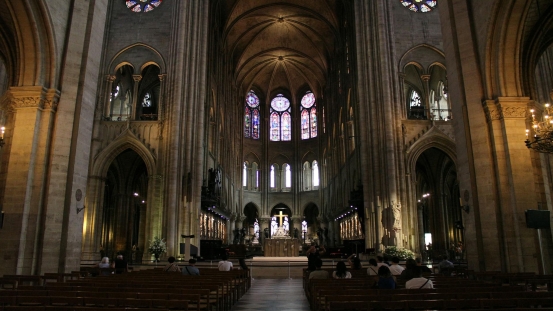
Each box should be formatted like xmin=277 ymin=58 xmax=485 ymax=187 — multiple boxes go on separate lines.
xmin=525 ymin=210 xmax=551 ymax=229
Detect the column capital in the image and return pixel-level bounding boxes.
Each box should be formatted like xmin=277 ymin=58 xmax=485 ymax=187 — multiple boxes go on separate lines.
xmin=3 ymin=86 xmax=60 ymax=111
xmin=496 ymin=97 xmax=531 ymax=119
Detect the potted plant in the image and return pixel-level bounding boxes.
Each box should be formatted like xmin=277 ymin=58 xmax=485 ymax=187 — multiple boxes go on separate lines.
xmin=383 ymin=246 xmax=415 ymax=261
xmin=148 ymin=237 xmax=166 ymax=262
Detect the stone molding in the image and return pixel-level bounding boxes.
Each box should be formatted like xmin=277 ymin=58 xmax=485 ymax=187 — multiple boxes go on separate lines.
xmin=3 ymin=86 xmax=60 ymax=111
xmin=485 ymin=97 xmax=531 ymax=121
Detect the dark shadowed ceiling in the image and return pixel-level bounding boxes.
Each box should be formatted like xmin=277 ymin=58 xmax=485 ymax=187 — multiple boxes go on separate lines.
xmin=223 ymin=0 xmax=339 ymax=98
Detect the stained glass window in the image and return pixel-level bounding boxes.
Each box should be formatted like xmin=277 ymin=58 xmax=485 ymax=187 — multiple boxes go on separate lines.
xmin=400 ymin=0 xmax=437 ymax=13
xmin=270 ymin=165 xmax=276 ymax=188
xmin=301 ymin=110 xmax=309 ymax=139
xmin=243 ymin=163 xmax=248 ymax=187
xmin=300 ymin=91 xmax=317 ymax=140
xmin=269 ymin=94 xmax=291 ymax=141
xmin=244 ymin=90 xmax=260 ymax=139
xmin=284 ymin=164 xmax=291 ymax=187
xmin=126 ymin=0 xmax=163 ymax=13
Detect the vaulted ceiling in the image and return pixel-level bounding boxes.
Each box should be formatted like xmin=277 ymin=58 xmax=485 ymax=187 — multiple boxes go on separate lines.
xmin=223 ymin=0 xmax=340 ymax=99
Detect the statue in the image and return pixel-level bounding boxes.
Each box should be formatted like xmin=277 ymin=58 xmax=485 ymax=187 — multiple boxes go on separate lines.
xmin=253 ymin=219 xmax=260 ymax=244
xmin=233 ymin=228 xmax=240 ymax=244
xmin=270 ymin=217 xmax=278 ymax=237
xmin=240 ymin=227 xmax=246 ymax=244
xmin=283 ymin=216 xmax=289 ymax=233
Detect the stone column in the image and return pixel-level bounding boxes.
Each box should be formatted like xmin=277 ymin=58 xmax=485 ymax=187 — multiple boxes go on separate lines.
xmin=485 ymin=97 xmax=540 ymax=272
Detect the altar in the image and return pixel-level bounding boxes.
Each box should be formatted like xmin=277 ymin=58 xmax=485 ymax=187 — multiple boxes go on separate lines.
xmin=263 ymin=238 xmax=301 ymax=257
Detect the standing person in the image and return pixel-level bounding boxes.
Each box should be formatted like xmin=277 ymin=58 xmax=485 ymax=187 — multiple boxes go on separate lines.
xmin=218 ymin=253 xmax=233 ymax=271
xmin=367 ymin=258 xmax=379 ymax=276
xmin=182 ymin=258 xmax=200 ymax=275
xmin=306 ymin=244 xmax=325 ymax=271
xmin=332 ymin=261 xmax=352 ymax=279
xmin=111 ymin=254 xmax=129 ymax=274
xmin=376 ymin=266 xmax=396 ymax=289
xmin=163 ymin=256 xmax=181 ymax=272
xmin=388 ymin=257 xmax=405 ymax=276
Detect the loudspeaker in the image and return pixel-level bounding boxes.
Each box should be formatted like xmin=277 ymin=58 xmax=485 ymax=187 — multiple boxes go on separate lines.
xmin=525 ymin=210 xmax=551 ymax=229
xmin=179 ymin=243 xmax=198 ymax=256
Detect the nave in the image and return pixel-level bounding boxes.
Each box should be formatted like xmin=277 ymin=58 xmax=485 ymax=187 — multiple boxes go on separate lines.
xmin=230 ymin=279 xmax=309 ymax=311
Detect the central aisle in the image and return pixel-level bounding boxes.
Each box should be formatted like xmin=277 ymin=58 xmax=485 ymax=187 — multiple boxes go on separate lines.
xmin=231 ymin=278 xmax=310 ymax=311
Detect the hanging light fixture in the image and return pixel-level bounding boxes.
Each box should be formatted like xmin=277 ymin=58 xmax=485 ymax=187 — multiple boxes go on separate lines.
xmin=526 ymin=102 xmax=553 ymax=153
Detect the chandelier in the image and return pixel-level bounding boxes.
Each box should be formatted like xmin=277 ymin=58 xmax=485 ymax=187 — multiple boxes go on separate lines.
xmin=525 ymin=102 xmax=553 ymax=153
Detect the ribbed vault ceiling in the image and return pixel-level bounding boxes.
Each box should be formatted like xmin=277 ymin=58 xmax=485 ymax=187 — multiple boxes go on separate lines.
xmin=223 ymin=0 xmax=339 ymax=98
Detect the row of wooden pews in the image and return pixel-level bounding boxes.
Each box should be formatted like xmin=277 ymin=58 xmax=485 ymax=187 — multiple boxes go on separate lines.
xmin=304 ymin=268 xmax=553 ymax=311
xmin=0 ymin=267 xmax=250 ymax=311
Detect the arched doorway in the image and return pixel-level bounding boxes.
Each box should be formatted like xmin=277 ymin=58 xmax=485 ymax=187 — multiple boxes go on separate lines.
xmin=415 ymin=147 xmax=463 ymax=262
xmin=303 ymin=203 xmax=320 ymax=244
xmin=243 ymin=203 xmax=259 ymax=243
xmin=101 ymin=148 xmax=148 ymax=263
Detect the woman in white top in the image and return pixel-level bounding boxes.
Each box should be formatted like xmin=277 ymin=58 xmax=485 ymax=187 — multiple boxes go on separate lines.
xmin=332 ymin=261 xmax=352 ymax=279
xmin=218 ymin=253 xmax=233 ymax=271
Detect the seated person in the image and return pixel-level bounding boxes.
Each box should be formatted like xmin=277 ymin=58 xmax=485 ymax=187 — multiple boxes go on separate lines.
xmin=438 ymin=255 xmax=454 ymax=275
xmin=111 ymin=254 xmax=128 ymax=274
xmin=399 ymin=258 xmax=419 ymax=281
xmin=182 ymin=258 xmax=200 ymax=275
xmin=96 ymin=257 xmax=112 ymax=276
xmin=309 ymin=258 xmax=329 ymax=280
xmin=415 ymin=257 xmax=432 ymax=274
xmin=388 ymin=256 xmax=405 ymax=275
xmin=367 ymin=258 xmax=379 ymax=276
xmin=164 ymin=256 xmax=181 ymax=272
xmin=405 ymin=268 xmax=434 ymax=289
xmin=376 ymin=265 xmax=396 ymax=289
xmin=347 ymin=254 xmax=363 ymax=270
xmin=332 ymin=261 xmax=352 ymax=279
xmin=218 ymin=253 xmax=233 ymax=271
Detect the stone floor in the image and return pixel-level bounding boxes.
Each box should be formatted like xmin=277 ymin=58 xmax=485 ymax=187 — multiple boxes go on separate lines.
xmin=231 ymin=278 xmax=310 ymax=311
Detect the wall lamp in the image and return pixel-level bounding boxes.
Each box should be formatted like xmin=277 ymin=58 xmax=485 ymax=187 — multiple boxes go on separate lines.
xmin=0 ymin=127 xmax=5 ymax=148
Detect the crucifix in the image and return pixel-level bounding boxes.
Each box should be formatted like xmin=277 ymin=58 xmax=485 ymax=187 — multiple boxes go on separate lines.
xmin=274 ymin=210 xmax=288 ymax=227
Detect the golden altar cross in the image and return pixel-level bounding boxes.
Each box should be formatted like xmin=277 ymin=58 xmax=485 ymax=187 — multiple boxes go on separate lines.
xmin=274 ymin=210 xmax=288 ymax=226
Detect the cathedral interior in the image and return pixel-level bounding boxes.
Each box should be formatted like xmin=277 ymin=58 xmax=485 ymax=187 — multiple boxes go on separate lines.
xmin=0 ymin=0 xmax=552 ymax=276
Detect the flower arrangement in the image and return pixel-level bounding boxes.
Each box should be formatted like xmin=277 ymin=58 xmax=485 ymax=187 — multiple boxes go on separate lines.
xmin=148 ymin=237 xmax=166 ymax=258
xmin=383 ymin=246 xmax=415 ymax=261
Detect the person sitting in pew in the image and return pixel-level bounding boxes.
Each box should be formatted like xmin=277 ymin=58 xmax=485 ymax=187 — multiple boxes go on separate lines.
xmin=182 ymin=258 xmax=200 ymax=275
xmin=332 ymin=261 xmax=352 ymax=279
xmin=164 ymin=256 xmax=181 ymax=272
xmin=309 ymin=258 xmax=329 ymax=280
xmin=399 ymin=258 xmax=419 ymax=281
xmin=415 ymin=257 xmax=432 ymax=274
xmin=367 ymin=258 xmax=379 ymax=276
xmin=376 ymin=265 xmax=396 ymax=289
xmin=405 ymin=267 xmax=434 ymax=289
xmin=218 ymin=253 xmax=233 ymax=271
